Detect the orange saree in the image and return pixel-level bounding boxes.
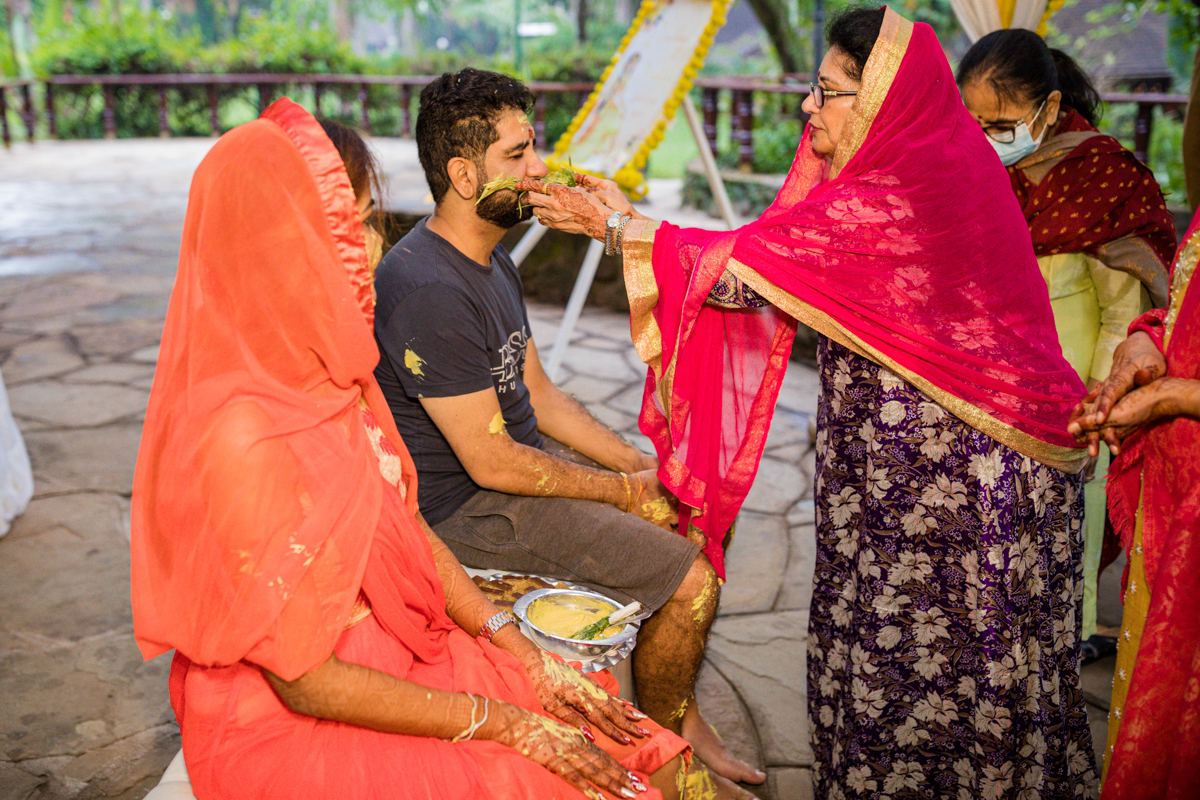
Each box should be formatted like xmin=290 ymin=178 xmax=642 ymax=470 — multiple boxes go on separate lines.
xmin=130 ymin=99 xmax=684 ymax=799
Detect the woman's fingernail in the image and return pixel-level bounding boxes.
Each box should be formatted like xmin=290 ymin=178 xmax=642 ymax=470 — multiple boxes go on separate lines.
xmin=637 ymin=727 xmax=650 ymax=736
xmin=629 ymin=709 xmax=648 ymax=719
xmin=620 ymin=788 xmax=637 ymax=799
xmin=580 ymin=725 xmax=595 ymax=742
xmin=622 ymin=733 xmax=632 ymax=743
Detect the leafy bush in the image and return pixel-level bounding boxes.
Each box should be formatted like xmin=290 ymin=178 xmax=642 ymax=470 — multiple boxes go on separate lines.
xmin=34 ymin=6 xmax=210 ymax=137
xmin=526 ymin=45 xmax=613 ymax=146
xmin=1099 ymin=100 xmax=1188 ymax=208
xmin=33 ymin=9 xmax=387 ymax=137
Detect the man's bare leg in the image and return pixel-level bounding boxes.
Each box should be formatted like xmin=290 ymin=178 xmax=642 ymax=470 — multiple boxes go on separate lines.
xmin=633 ymin=554 xmax=766 ymax=787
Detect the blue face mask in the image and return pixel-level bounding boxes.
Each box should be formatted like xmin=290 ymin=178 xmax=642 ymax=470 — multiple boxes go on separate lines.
xmin=989 ymin=99 xmax=1048 ymax=167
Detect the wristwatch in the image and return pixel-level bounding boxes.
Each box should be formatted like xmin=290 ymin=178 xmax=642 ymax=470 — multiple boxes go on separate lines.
xmin=478 ymin=610 xmax=517 ymax=642
xmin=604 ymin=211 xmax=624 ymax=256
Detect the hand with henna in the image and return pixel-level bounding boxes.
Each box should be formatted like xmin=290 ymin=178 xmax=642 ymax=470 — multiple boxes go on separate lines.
xmin=1074 ymin=376 xmax=1200 ymax=456
xmin=521 ymin=648 xmax=650 ymax=745
xmin=483 ymin=700 xmax=648 ymax=800
xmin=571 ymin=173 xmax=645 ymax=221
xmin=1068 ymin=331 xmax=1167 ymax=456
xmin=516 ymin=180 xmax=617 ymax=241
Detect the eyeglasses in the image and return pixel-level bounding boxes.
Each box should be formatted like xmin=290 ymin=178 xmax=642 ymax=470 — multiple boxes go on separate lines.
xmin=982 ymin=98 xmax=1048 ymax=144
xmin=809 ymin=83 xmax=858 ymax=108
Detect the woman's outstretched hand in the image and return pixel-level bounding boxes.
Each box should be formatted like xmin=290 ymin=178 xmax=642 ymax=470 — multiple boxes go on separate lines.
xmin=523 ymin=649 xmax=649 ymax=744
xmin=1068 ymin=330 xmax=1167 ymax=456
xmin=486 ymin=701 xmax=648 ymax=800
xmin=517 ymin=180 xmax=615 ymax=240
xmin=572 ymin=173 xmax=640 ymax=219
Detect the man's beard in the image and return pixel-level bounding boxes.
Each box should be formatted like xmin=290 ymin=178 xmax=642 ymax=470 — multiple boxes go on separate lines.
xmin=474 ymin=166 xmax=534 ymax=229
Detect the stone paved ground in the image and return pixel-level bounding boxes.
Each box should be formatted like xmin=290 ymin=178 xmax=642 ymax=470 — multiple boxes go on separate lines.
xmin=0 ymin=138 xmax=1117 ymax=800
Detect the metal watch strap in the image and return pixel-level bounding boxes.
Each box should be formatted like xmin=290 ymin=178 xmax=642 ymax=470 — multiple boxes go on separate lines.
xmin=614 ymin=214 xmax=632 ymax=256
xmin=478 ymin=610 xmax=517 ymax=642
xmin=604 ymin=211 xmax=622 ymax=256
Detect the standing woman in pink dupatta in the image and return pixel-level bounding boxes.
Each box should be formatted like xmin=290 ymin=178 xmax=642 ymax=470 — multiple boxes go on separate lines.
xmin=523 ymin=6 xmax=1098 ymax=798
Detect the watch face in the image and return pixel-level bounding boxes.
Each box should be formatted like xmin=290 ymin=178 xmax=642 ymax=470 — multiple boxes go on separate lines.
xmin=607 ymin=212 xmax=623 ymax=229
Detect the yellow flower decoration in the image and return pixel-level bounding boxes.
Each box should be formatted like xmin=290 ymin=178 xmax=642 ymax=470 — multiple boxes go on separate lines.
xmin=546 ymin=0 xmax=734 ymax=201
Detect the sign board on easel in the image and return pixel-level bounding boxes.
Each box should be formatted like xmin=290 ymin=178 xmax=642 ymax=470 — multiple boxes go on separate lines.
xmin=513 ymin=0 xmax=739 ymax=381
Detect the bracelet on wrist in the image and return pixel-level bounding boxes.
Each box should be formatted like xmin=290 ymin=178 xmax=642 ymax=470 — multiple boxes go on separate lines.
xmin=614 ymin=214 xmax=632 ymax=255
xmin=478 ymin=610 xmax=517 ymax=642
xmin=619 ymin=472 xmax=633 ymax=513
xmin=448 ymin=694 xmax=490 ymax=743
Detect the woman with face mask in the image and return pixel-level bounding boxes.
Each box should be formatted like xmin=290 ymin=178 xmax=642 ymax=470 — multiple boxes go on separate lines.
xmin=958 ymin=30 xmax=1177 ymax=657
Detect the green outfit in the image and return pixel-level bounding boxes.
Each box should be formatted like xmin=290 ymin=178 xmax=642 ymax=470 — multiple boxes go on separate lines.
xmin=1037 ymin=251 xmax=1150 ymax=636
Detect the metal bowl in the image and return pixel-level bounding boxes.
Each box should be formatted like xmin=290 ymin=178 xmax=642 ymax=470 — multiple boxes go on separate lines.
xmin=512 ymin=587 xmax=641 ymax=663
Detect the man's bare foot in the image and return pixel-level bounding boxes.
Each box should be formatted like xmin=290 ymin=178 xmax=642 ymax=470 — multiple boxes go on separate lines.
xmin=681 ymin=702 xmax=766 ymax=785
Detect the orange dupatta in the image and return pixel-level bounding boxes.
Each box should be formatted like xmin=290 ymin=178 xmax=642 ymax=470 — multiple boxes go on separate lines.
xmin=130 ymin=98 xmax=422 ymax=681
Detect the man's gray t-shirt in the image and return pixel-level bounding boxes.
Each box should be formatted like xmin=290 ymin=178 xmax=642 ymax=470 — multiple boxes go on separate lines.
xmin=374 ymin=218 xmax=542 ymax=525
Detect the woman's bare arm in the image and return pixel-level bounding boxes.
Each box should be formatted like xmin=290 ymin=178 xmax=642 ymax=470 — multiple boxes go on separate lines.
xmin=263 ymin=653 xmax=643 ymax=800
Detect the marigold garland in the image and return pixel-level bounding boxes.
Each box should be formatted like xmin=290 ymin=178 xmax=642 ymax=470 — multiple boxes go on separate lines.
xmin=546 ymin=0 xmax=733 ymax=201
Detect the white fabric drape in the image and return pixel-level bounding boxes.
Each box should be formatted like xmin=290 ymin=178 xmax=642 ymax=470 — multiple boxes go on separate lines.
xmin=950 ymin=0 xmax=1052 ymax=42
xmin=0 ymin=367 xmax=33 ymax=537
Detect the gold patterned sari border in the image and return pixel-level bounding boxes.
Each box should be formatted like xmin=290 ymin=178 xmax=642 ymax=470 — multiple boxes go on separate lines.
xmin=1165 ymin=226 xmax=1200 ymax=349
xmin=830 ymin=8 xmax=913 ymax=178
xmin=623 ymin=219 xmax=665 ymax=380
xmin=726 ymin=258 xmax=1088 ymax=473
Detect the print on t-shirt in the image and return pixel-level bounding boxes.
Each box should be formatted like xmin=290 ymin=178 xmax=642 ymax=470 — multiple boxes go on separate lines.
xmin=493 ymin=326 xmax=529 ymax=394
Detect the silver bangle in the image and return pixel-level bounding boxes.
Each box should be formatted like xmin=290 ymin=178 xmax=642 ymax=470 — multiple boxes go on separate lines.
xmin=478 ymin=610 xmax=517 ymax=642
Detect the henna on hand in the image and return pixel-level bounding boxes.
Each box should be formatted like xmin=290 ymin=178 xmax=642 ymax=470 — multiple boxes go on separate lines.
xmin=524 ymin=649 xmax=648 ymax=744
xmin=484 ymin=701 xmax=647 ymax=800
xmin=515 ymin=182 xmax=612 ymax=240
xmin=574 ymin=174 xmax=638 ymax=218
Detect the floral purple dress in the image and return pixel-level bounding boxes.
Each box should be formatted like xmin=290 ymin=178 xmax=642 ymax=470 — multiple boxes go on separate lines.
xmin=808 ymin=337 xmax=1099 ymax=800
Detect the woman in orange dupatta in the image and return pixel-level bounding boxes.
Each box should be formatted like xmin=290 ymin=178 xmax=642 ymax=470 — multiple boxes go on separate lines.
xmin=1071 ymin=208 xmax=1200 ymax=798
xmin=129 ymin=98 xmax=691 ymax=800
xmin=524 ymin=7 xmax=1098 ymax=798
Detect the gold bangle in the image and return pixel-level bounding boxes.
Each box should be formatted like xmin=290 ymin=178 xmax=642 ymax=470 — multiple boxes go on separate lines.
xmin=449 ymin=694 xmax=481 ymax=743
xmin=619 ymin=472 xmax=632 ymax=513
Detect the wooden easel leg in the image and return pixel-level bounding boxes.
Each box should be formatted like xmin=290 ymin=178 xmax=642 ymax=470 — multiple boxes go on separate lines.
xmin=510 ymin=221 xmax=549 ymax=267
xmin=545 ymin=237 xmax=605 ymax=383
xmin=681 ymin=93 xmax=739 ymax=230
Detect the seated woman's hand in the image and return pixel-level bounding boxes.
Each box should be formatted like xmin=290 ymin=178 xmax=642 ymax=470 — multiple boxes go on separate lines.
xmin=521 ymin=648 xmax=648 ymax=745
xmin=487 ymin=701 xmax=647 ymax=800
xmin=516 ymin=181 xmax=614 ymax=240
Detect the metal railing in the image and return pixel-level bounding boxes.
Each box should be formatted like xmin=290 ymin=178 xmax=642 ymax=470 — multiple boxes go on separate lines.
xmin=1 ymin=73 xmax=1188 ymax=171
xmin=1 ymin=73 xmax=593 ymax=147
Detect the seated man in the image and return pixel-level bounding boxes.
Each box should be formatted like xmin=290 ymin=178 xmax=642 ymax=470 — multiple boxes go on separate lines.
xmin=373 ymin=68 xmax=763 ymax=791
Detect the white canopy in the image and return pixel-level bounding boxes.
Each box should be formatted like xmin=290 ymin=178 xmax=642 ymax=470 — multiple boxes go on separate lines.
xmin=949 ymin=0 xmax=1065 ymax=42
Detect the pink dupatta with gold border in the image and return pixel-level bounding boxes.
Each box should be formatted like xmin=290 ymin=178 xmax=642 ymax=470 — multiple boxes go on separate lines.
xmin=621 ymin=8 xmax=1087 ymax=578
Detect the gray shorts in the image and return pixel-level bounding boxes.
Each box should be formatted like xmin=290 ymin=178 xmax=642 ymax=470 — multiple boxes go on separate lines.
xmin=432 ymin=439 xmax=700 ymax=612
